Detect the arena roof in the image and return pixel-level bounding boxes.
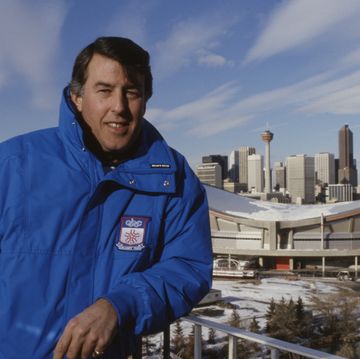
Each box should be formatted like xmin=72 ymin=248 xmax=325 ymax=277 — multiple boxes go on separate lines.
xmin=204 ymin=185 xmax=360 ymax=221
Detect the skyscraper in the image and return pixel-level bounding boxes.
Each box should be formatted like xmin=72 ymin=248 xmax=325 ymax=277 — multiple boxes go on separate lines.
xmin=273 ymin=161 xmax=286 ymax=190
xmin=315 ymin=152 xmax=335 ymax=185
xmin=196 ymin=163 xmax=222 ymax=188
xmin=286 ymin=155 xmax=315 ymax=204
xmin=239 ymin=146 xmax=256 ymax=191
xmin=248 ymin=154 xmax=264 ymax=193
xmin=202 ymin=154 xmax=228 ymax=180
xmin=338 ymin=124 xmax=357 ymax=186
xmin=228 ymin=150 xmax=239 ymax=182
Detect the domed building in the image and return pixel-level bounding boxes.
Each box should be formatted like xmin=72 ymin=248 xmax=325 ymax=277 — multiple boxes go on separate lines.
xmin=206 ymin=185 xmax=360 ymax=275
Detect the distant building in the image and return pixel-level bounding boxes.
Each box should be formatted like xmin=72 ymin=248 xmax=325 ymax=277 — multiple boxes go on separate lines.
xmin=239 ymin=147 xmax=256 ymax=191
xmin=338 ymin=124 xmax=357 ymax=186
xmin=248 ymin=154 xmax=263 ymax=193
xmin=223 ymin=179 xmax=242 ymax=193
xmin=202 ymin=154 xmax=228 ymax=180
xmin=206 ymin=184 xmax=360 ymax=272
xmin=286 ymin=155 xmax=315 ymax=204
xmin=315 ymin=152 xmax=335 ymax=185
xmin=335 ymin=158 xmax=339 ymax=183
xmin=228 ymin=150 xmax=239 ymax=182
xmin=197 ymin=163 xmax=222 ymax=188
xmin=273 ymin=161 xmax=286 ymax=191
xmin=327 ymin=184 xmax=353 ymax=202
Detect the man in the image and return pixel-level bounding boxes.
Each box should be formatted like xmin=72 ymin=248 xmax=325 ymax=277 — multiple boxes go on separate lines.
xmin=0 ymin=37 xmax=212 ymax=358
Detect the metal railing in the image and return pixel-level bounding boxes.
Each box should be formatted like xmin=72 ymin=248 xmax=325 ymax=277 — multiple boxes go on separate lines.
xmin=161 ymin=315 xmax=345 ymax=359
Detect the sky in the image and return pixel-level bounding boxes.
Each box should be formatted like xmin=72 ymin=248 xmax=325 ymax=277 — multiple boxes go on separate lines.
xmin=1 ymin=0 xmax=360 ymax=169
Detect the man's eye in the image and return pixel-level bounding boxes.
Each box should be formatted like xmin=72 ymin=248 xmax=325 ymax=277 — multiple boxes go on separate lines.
xmin=98 ymin=89 xmax=111 ymax=93
xmin=126 ymin=90 xmax=141 ymax=98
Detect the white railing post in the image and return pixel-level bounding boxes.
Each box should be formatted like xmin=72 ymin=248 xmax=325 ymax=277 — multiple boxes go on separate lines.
xmin=194 ymin=324 xmax=202 ymax=359
xmin=271 ymin=347 xmax=280 ymax=359
xmin=228 ymin=335 xmax=237 ymax=359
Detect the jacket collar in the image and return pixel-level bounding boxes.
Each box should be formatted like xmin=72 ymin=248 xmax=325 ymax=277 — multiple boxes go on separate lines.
xmin=58 ymin=87 xmax=177 ymax=194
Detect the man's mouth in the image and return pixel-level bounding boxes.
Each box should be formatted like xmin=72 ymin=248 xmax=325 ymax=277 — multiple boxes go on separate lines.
xmin=107 ymin=122 xmax=128 ymax=129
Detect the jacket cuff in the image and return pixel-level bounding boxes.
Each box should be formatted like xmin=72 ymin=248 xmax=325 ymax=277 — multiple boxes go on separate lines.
xmin=98 ymin=284 xmax=142 ymax=331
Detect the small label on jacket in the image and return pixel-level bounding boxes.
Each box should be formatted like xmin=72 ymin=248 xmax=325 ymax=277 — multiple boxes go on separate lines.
xmin=116 ymin=216 xmax=149 ymax=251
xmin=150 ymin=164 xmax=171 ymax=168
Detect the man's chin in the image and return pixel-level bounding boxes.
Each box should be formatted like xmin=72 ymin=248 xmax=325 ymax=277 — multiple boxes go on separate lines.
xmin=102 ymin=142 xmax=135 ymax=156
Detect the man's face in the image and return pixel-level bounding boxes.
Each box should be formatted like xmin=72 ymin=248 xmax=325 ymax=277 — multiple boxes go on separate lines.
xmin=71 ymin=53 xmax=146 ymax=153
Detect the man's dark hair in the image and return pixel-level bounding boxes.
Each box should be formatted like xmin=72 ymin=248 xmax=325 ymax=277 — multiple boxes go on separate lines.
xmin=70 ymin=36 xmax=153 ymax=100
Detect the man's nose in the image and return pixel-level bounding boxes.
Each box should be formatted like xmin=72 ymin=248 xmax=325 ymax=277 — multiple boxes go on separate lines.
xmin=112 ymin=92 xmax=127 ymax=114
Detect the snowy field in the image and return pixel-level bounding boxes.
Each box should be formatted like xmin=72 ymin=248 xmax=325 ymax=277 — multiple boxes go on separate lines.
xmin=147 ymin=277 xmax=358 ymax=356
xmin=203 ymin=277 xmax=341 ymax=328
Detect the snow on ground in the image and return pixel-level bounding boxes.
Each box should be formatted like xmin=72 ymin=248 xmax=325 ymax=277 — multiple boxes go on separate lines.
xmin=148 ymin=277 xmax=343 ymax=354
xmin=194 ymin=277 xmax=340 ymax=329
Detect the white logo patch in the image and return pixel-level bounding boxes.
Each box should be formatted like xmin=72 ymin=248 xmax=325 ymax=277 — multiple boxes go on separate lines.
xmin=116 ymin=216 xmax=149 ymax=251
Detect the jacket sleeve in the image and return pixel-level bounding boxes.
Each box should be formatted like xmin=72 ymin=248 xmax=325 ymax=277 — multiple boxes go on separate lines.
xmin=103 ymin=161 xmax=213 ymax=335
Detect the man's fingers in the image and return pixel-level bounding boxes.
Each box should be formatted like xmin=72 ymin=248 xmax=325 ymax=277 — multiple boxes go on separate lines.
xmin=53 ymin=300 xmax=118 ymax=358
xmin=53 ymin=331 xmax=72 ymax=359
xmin=80 ymin=332 xmax=98 ymax=359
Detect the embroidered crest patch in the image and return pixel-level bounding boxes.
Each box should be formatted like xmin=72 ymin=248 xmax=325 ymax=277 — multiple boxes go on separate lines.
xmin=116 ymin=216 xmax=149 ymax=251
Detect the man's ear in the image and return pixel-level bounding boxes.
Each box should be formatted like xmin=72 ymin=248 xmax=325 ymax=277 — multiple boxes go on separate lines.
xmin=70 ymin=91 xmax=83 ymax=112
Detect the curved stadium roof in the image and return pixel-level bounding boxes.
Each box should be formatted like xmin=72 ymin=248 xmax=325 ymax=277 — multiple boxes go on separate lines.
xmin=204 ymin=185 xmax=360 ymax=222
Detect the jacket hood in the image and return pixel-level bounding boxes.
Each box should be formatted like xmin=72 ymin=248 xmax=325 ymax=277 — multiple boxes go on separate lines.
xmin=58 ymin=87 xmax=178 ymax=194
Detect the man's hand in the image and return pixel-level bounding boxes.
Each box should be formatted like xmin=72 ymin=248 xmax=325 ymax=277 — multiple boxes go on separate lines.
xmin=53 ymin=299 xmax=118 ymax=359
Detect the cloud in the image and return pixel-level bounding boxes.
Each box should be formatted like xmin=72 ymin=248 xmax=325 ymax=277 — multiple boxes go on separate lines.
xmin=147 ymin=82 xmax=244 ymax=137
xmin=245 ymin=0 xmax=360 ymax=63
xmin=0 ymin=0 xmax=67 ymax=109
xmin=299 ymin=84 xmax=360 ymax=114
xmin=105 ymin=1 xmax=150 ymax=47
xmin=189 ymin=115 xmax=252 ymax=137
xmin=148 ymin=67 xmax=360 ymax=139
xmin=197 ymin=50 xmax=234 ymax=68
xmin=339 ymin=47 xmax=360 ymax=67
xmin=154 ymin=14 xmax=236 ymax=77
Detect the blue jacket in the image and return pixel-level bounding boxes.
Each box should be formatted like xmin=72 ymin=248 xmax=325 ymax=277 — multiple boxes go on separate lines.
xmin=0 ymin=89 xmax=212 ymax=358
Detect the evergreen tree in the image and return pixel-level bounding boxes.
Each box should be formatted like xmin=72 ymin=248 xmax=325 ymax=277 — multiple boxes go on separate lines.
xmin=286 ymin=297 xmax=298 ymax=336
xmin=295 ymin=297 xmax=305 ymax=322
xmin=183 ymin=325 xmax=196 ymax=359
xmin=265 ymin=298 xmax=276 ymax=332
xmin=171 ymin=320 xmax=186 ymax=355
xmin=311 ymin=293 xmax=359 ymax=353
xmin=249 ymin=316 xmax=260 ymax=333
xmin=228 ymin=308 xmax=241 ymax=328
xmin=266 ymin=297 xmax=299 ymax=342
xmin=142 ymin=335 xmax=156 ymax=357
xmin=207 ymin=327 xmax=216 ymax=344
xmin=336 ymin=343 xmax=356 ymax=359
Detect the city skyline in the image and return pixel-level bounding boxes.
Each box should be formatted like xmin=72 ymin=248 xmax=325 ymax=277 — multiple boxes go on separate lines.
xmin=198 ymin=123 xmax=359 ymax=204
xmin=0 ymin=1 xmax=360 ymax=169
xmin=201 ymin=123 xmax=358 ymax=178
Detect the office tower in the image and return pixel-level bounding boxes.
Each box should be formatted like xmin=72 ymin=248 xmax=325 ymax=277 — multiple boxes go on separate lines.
xmin=228 ymin=150 xmax=239 ymax=182
xmin=261 ymin=130 xmax=274 ymax=194
xmin=335 ymin=158 xmax=339 ymax=183
xmin=327 ymin=184 xmax=353 ymax=202
xmin=202 ymin=155 xmax=228 ymax=180
xmin=274 ymin=161 xmax=286 ymax=190
xmin=338 ymin=124 xmax=357 ymax=186
xmin=223 ymin=179 xmax=241 ymax=193
xmin=196 ymin=163 xmax=222 ymax=188
xmin=239 ymin=147 xmax=256 ymax=191
xmin=315 ymin=152 xmax=335 ymax=185
xmin=286 ymin=155 xmax=315 ymax=204
xmin=248 ymin=154 xmax=264 ymax=193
